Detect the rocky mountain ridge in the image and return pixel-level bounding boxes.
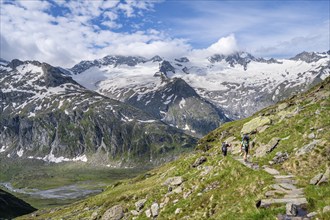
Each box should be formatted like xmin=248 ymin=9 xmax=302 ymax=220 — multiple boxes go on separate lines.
xmin=68 ymin=51 xmax=330 ymax=121
xmin=0 ymin=60 xmax=196 ymax=167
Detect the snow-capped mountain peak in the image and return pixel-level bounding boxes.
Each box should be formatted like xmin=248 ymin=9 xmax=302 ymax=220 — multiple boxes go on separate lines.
xmin=67 ymin=51 xmax=329 ymax=122
xmin=290 ymin=51 xmax=329 ymax=63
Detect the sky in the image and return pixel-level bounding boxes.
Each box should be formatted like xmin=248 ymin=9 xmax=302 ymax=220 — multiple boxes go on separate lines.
xmin=0 ymin=0 xmax=329 ymax=67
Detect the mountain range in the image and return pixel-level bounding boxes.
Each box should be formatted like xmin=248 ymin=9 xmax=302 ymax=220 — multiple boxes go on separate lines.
xmin=68 ymin=51 xmax=329 ymax=125
xmin=0 ymin=60 xmax=196 ymax=167
xmin=0 ymin=50 xmax=329 ymax=167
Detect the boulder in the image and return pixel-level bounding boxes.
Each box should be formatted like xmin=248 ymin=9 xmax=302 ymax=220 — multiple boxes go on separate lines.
xmin=192 ymin=156 xmax=207 ymax=168
xmin=257 ymin=125 xmax=269 ymax=133
xmin=309 ymin=173 xmax=323 ymax=185
xmin=175 ymin=208 xmax=182 ymax=214
xmin=101 ymin=205 xmax=124 ymax=220
xmin=151 ymin=203 xmax=159 ymax=217
xmin=163 ymin=176 xmax=183 ymax=186
xmin=295 ymin=140 xmax=320 ymax=156
xmin=135 ymin=199 xmax=147 ymax=211
xmin=255 ymin=138 xmax=280 ymax=158
xmin=271 ymin=151 xmax=289 ymax=164
xmin=286 ymin=203 xmax=298 ymax=216
xmin=266 ymin=138 xmax=281 ymax=154
xmin=145 ymin=209 xmax=151 ymax=218
xmin=307 ymin=133 xmax=316 ymax=139
xmin=323 ymin=205 xmax=330 ymax=213
xmin=317 ymin=167 xmax=330 ymax=185
xmin=241 ymin=116 xmax=271 ymax=134
xmin=264 ymin=167 xmax=280 ymax=175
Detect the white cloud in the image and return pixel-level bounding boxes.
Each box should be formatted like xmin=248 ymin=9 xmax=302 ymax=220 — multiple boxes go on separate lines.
xmin=0 ymin=0 xmax=171 ymax=67
xmin=189 ymin=35 xmax=239 ymax=61
xmin=99 ymin=39 xmax=192 ymax=59
xmin=1 ymin=0 xmax=327 ymax=67
xmin=207 ymin=34 xmax=238 ymax=55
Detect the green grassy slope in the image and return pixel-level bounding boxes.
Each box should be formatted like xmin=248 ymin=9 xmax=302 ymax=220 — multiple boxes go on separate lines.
xmin=19 ymin=77 xmax=330 ymax=219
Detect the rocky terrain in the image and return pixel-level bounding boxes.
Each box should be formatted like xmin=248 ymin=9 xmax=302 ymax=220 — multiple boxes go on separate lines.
xmin=21 ymin=77 xmax=330 ymax=219
xmin=0 ymin=60 xmax=196 ymax=167
xmin=0 ymin=189 xmax=36 ymax=219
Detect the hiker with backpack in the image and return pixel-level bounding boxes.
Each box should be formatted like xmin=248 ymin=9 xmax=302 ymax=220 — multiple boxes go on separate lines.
xmin=241 ymin=134 xmax=250 ymax=162
xmin=221 ymin=141 xmax=231 ymax=156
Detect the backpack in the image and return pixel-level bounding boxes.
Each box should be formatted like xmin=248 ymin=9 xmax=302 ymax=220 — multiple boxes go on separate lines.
xmin=242 ymin=135 xmax=249 ymax=149
xmin=222 ymin=142 xmax=227 ymax=151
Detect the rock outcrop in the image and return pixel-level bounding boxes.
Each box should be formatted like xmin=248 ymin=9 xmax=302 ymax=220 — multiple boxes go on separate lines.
xmin=0 ymin=189 xmax=37 ymax=219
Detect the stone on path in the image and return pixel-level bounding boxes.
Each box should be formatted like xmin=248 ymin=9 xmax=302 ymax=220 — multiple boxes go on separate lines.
xmin=271 ymin=184 xmax=303 ymax=194
xmin=274 ymin=175 xmax=295 ymax=179
xmin=306 ymin=212 xmax=318 ymax=218
xmin=309 ymin=173 xmax=323 ymax=185
xmin=279 ymin=183 xmax=297 ymax=190
xmin=235 ymin=158 xmax=259 ymax=170
xmin=101 ymin=205 xmax=124 ymax=220
xmin=264 ymin=167 xmax=280 ymax=175
xmin=258 ymin=197 xmax=308 ymax=208
xmin=275 ymin=178 xmax=297 ymax=184
xmin=265 ymin=190 xmax=285 ymax=197
xmin=283 ymin=194 xmax=305 ymax=199
xmin=286 ymin=203 xmax=298 ymax=216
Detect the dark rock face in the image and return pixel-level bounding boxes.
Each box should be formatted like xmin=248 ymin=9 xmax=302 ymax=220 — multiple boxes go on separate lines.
xmin=0 ymin=189 xmax=37 ymax=219
xmin=175 ymin=57 xmax=190 ymax=63
xmin=0 ymin=60 xmax=196 ymax=167
xmin=70 ymin=55 xmax=147 ymax=74
xmin=290 ymin=51 xmax=327 ymax=63
xmin=208 ymin=52 xmax=256 ymax=70
xmin=126 ymin=78 xmax=230 ymax=137
xmin=159 ymin=61 xmax=175 ymax=76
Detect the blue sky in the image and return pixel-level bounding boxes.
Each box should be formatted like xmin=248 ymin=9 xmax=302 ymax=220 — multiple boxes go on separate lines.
xmin=0 ymin=0 xmax=329 ymax=67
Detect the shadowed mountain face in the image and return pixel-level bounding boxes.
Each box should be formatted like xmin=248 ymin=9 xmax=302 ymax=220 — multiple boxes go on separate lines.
xmin=126 ymin=78 xmax=230 ymax=137
xmin=0 ymin=189 xmax=37 ymax=219
xmin=0 ymin=60 xmax=196 ymax=167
